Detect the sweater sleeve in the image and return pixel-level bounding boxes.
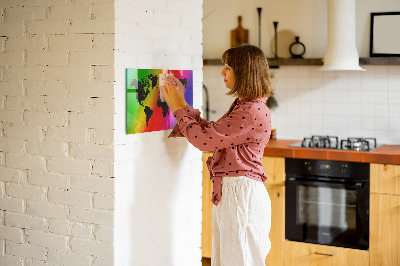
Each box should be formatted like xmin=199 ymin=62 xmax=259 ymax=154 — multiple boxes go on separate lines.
xmin=168 ymin=104 xmax=210 ymax=138
xmin=172 ymin=105 xmax=257 ymax=152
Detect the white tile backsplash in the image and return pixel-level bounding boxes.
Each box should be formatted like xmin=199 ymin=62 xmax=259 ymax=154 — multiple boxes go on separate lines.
xmin=203 ymin=64 xmax=400 ymax=144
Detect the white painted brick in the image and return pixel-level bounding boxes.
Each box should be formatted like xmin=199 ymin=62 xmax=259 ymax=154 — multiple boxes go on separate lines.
xmin=0 ymin=152 xmax=5 ymax=166
xmin=92 ymin=160 xmax=113 ymax=177
xmin=93 ymin=65 xmax=114 ymax=82
xmin=48 ymin=219 xmax=70 ymax=236
xmin=6 ymin=153 xmax=46 ymax=171
xmin=76 ymin=97 xmax=115 ymax=114
xmin=48 ymin=188 xmax=91 ymax=208
xmin=43 ymin=96 xmax=81 ymax=112
xmin=71 ymin=222 xmax=92 ymax=239
xmin=6 ymin=241 xmax=46 ymax=261
xmin=27 ymin=200 xmax=69 ymax=219
xmin=5 ymin=36 xmax=47 ymax=52
xmin=0 ymin=110 xmax=23 ymax=124
xmin=26 ymin=141 xmax=67 ymax=157
xmin=47 ymin=158 xmax=92 ymax=176
xmin=0 ymin=138 xmax=25 ymax=154
xmin=27 ymin=21 xmax=69 ymax=35
xmin=49 ymin=35 xmax=93 ymax=52
xmin=70 ymin=144 xmax=113 ymax=161
xmin=94 ymin=225 xmax=112 ymax=243
xmin=93 ymin=194 xmax=113 ymax=210
xmin=69 ymin=81 xmax=114 ymax=98
xmin=4 ymin=125 xmax=43 ymax=141
xmin=70 ymin=175 xmax=113 ymax=194
xmin=22 ymin=0 xmax=69 ymax=6
xmin=69 ymin=207 xmax=113 ymax=226
xmin=25 ymin=81 xmax=67 ymax=97
xmin=4 ymin=96 xmax=46 ymax=111
xmin=47 ymin=249 xmax=91 ymax=266
xmin=44 ymin=66 xmax=91 ymax=82
xmin=28 ymin=171 xmax=69 ymax=189
xmin=0 ymin=37 xmax=5 ymax=52
xmin=46 ymin=127 xmax=88 ymax=144
xmin=0 ymin=211 xmax=4 ymax=226
xmin=92 ymin=34 xmax=114 ymax=51
xmin=3 ymin=66 xmax=44 ymax=81
xmin=24 ymin=259 xmax=48 ymax=266
xmin=0 ymin=255 xmax=23 ymax=266
xmin=181 ymin=42 xmax=202 ymax=56
xmin=90 ymin=128 xmax=113 ymax=146
xmin=26 ymin=51 xmax=68 ymax=67
xmin=0 ymin=22 xmax=24 ymax=36
xmin=48 ymin=4 xmax=91 ymax=20
xmin=0 ymin=52 xmax=24 ymax=66
xmin=24 ymin=111 xmax=68 ymax=127
xmin=0 ymin=81 xmax=24 ymax=96
xmin=69 ymin=112 xmax=114 ymax=129
xmin=0 ymin=226 xmax=23 ymax=243
xmin=93 ymin=253 xmax=113 ymax=266
xmin=70 ymin=237 xmax=113 ymax=257
xmin=5 ymin=212 xmax=48 ymax=231
xmin=4 ymin=6 xmax=46 ymax=22
xmin=0 ymin=197 xmax=24 ymax=212
xmin=69 ymin=50 xmax=113 ymax=66
xmin=6 ymin=183 xmax=46 ymax=201
xmin=92 ymin=3 xmax=114 ymax=20
xmin=25 ymin=229 xmax=69 ymax=251
xmin=70 ymin=19 xmax=114 ymax=34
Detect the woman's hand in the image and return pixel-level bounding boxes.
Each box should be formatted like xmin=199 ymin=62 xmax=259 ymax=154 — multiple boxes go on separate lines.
xmin=161 ymin=75 xmax=186 ymax=113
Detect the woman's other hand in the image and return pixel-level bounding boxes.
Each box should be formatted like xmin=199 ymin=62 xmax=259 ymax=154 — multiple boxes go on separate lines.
xmin=170 ymin=76 xmax=187 ymax=108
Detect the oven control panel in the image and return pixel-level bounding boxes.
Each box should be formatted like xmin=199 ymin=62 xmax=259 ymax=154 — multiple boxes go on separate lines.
xmin=286 ymin=158 xmax=369 ymax=180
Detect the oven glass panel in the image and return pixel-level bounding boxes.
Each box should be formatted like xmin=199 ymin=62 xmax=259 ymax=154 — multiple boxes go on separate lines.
xmin=297 ymin=186 xmax=357 ymax=230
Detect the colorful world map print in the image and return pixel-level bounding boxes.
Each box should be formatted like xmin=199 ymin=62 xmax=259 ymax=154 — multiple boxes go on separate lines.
xmin=126 ymin=68 xmax=193 ymax=134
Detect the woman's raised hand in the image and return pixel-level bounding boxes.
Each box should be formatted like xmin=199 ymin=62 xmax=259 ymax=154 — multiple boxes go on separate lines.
xmin=160 ymin=75 xmax=186 ymax=113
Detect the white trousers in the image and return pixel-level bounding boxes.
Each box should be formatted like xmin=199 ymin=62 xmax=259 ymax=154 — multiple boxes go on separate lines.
xmin=212 ymin=176 xmax=271 ymax=266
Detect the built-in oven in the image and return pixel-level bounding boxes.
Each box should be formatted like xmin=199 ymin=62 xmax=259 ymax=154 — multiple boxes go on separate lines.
xmin=285 ymin=158 xmax=369 ymax=250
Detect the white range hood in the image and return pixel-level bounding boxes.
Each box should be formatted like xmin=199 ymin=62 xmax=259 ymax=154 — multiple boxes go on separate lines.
xmin=320 ymin=0 xmax=365 ymax=71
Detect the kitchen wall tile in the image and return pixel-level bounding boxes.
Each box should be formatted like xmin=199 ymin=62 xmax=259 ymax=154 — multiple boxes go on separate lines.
xmin=374 ymin=90 xmax=388 ymax=104
xmin=388 ymin=91 xmax=400 ymax=104
xmin=374 ymin=130 xmax=389 ymax=144
xmin=361 ymin=90 xmax=375 ymax=104
xmin=348 ymin=103 xmax=362 ymax=116
xmin=362 ymin=116 xmax=375 ymax=130
xmin=348 ymin=90 xmax=362 ymax=103
xmin=389 ymin=117 xmax=400 ymax=131
xmin=375 ymin=104 xmax=389 ymax=117
xmin=388 ymin=75 xmax=400 ymax=91
xmin=388 ymin=104 xmax=400 ymax=117
xmin=374 ymin=65 xmax=388 ymax=77
xmin=388 ymin=131 xmax=400 ymax=143
xmin=284 ymin=66 xmax=298 ymax=77
xmin=361 ymin=104 xmax=375 ymax=117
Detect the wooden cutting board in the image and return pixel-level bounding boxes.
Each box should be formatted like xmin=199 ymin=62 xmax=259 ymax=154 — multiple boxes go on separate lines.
xmin=231 ymin=16 xmax=249 ymax=48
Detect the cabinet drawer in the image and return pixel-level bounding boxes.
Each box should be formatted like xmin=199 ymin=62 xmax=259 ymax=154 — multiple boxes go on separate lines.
xmin=284 ymin=241 xmax=369 ymax=266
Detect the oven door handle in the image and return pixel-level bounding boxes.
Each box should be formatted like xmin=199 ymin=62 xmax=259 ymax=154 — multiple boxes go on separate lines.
xmin=287 ymin=177 xmax=364 ymax=189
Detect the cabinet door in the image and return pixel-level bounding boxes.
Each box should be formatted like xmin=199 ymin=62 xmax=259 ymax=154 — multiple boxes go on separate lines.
xmin=201 ymin=152 xmax=213 ymax=258
xmin=370 ymin=193 xmax=400 ymax=266
xmin=284 ymin=241 xmax=369 ymax=266
xmin=264 ymin=184 xmax=284 ymax=266
xmin=261 ymin=156 xmax=285 ymax=185
xmin=370 ymin=163 xmax=400 ymax=195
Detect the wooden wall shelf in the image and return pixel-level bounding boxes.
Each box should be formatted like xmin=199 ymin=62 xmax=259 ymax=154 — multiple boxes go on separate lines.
xmin=203 ymin=57 xmax=400 ymax=67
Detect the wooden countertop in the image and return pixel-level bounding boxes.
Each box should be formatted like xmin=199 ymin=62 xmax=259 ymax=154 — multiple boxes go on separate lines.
xmin=263 ymin=139 xmax=400 ymax=165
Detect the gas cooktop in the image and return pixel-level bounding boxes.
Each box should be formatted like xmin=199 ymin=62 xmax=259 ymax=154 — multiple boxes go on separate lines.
xmin=289 ymin=135 xmax=382 ymax=151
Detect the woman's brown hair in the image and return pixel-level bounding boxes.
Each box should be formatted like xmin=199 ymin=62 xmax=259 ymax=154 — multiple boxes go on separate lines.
xmin=221 ymin=44 xmax=273 ymax=99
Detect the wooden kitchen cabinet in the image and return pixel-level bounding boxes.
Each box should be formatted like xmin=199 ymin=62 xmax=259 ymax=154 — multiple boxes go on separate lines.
xmin=201 ymin=154 xmax=286 ymax=266
xmin=370 ymin=163 xmax=400 ymax=266
xmin=284 ymin=241 xmax=369 ymax=266
xmin=202 ymin=152 xmax=213 ymax=258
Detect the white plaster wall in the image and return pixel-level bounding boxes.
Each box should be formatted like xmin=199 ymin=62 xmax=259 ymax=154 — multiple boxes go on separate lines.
xmin=113 ymin=0 xmax=203 ymax=265
xmin=203 ymin=0 xmax=400 ymax=145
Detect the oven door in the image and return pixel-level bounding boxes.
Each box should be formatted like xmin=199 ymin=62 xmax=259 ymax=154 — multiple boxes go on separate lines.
xmin=285 ymin=177 xmax=369 ymax=250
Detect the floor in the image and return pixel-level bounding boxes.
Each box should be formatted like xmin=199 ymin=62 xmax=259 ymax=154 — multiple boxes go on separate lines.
xmin=202 ymin=257 xmax=211 ymax=266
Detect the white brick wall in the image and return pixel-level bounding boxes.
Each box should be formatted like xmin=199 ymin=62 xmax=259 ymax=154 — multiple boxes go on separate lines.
xmin=114 ymin=0 xmax=203 ymax=265
xmin=0 ymin=0 xmax=115 ymax=265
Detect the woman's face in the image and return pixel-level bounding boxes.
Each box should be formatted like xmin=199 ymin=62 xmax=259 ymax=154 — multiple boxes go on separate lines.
xmin=220 ymin=64 xmax=235 ymax=89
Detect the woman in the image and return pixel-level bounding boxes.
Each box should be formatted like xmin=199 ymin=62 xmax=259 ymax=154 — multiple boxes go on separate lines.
xmin=162 ymin=44 xmax=273 ymax=266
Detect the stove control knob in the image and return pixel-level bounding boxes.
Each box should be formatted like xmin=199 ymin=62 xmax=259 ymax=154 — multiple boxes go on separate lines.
xmin=340 ymin=164 xmax=347 ymax=174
